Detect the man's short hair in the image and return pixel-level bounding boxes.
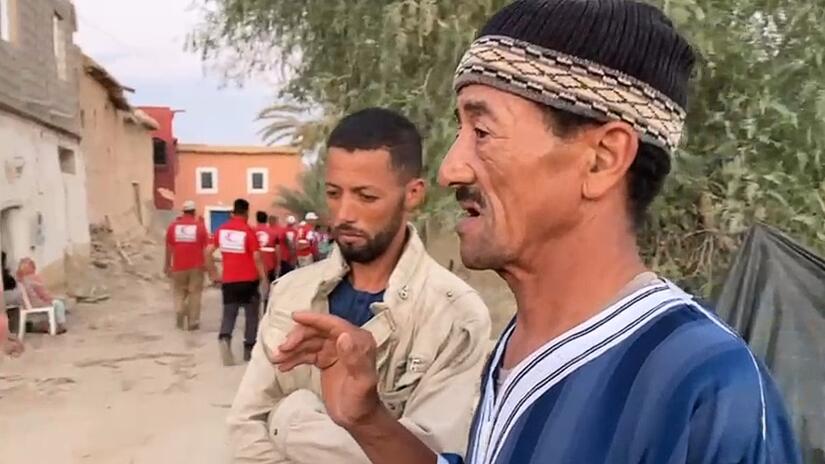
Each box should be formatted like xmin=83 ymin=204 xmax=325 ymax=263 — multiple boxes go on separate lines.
xmin=326 ymin=108 xmax=423 ymax=182
xmin=233 ymin=199 xmax=250 ymax=215
xmin=256 ymin=211 xmax=268 ymax=224
xmin=543 ymin=108 xmax=672 ymax=228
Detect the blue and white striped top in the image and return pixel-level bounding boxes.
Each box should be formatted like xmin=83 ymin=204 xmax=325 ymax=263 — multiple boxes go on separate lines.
xmin=439 ymin=280 xmax=800 ymax=464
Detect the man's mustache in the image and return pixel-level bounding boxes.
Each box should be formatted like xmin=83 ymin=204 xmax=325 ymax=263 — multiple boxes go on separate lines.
xmin=333 ymin=224 xmax=369 ymax=238
xmin=455 ymin=186 xmax=485 ymax=208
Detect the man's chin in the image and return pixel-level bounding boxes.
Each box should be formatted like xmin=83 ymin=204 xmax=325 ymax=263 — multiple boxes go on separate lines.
xmin=458 ymin=246 xmax=497 ymax=271
xmin=340 ymin=245 xmax=378 ymax=264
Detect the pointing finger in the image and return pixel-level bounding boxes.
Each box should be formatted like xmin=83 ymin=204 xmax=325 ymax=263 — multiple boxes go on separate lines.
xmin=276 ymin=352 xmax=320 ymax=372
xmin=278 ymin=324 xmax=321 ymax=353
xmin=292 ymin=312 xmax=356 ymax=337
xmin=272 ymin=338 xmax=326 ymax=364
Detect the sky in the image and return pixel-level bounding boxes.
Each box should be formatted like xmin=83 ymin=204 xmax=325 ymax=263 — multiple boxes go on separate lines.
xmin=73 ymin=0 xmax=275 ymax=145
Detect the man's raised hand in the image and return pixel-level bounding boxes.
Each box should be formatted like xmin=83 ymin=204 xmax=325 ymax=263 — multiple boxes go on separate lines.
xmin=272 ymin=312 xmax=382 ymax=428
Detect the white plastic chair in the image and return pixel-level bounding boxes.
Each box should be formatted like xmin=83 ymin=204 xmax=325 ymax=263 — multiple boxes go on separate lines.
xmin=17 ymin=287 xmax=56 ymax=340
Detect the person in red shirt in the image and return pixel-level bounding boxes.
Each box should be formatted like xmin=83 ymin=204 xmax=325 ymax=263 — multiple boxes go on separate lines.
xmin=295 ymin=212 xmax=320 ymax=267
xmin=268 ymin=215 xmax=292 ymax=277
xmin=283 ymin=215 xmax=299 ymax=271
xmin=253 ymin=211 xmax=278 ymax=284
xmin=205 ymin=199 xmax=267 ymax=365
xmin=164 ymin=201 xmax=209 ymax=331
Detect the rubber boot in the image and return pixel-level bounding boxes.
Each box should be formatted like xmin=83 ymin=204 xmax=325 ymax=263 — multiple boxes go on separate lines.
xmin=220 ymin=338 xmax=234 ymax=366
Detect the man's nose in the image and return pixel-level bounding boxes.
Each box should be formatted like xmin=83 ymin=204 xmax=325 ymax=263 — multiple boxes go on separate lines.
xmin=336 ymin=194 xmax=358 ymax=224
xmin=438 ymin=134 xmax=475 ymax=188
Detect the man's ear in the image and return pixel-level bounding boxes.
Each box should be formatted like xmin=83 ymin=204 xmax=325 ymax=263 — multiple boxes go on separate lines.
xmin=581 ymin=122 xmax=639 ymax=200
xmin=405 ymin=178 xmax=427 ymax=211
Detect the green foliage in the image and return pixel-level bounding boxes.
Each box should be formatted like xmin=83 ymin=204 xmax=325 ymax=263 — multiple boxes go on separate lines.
xmin=257 ymin=103 xmax=340 ymax=149
xmin=642 ymin=0 xmax=825 ymax=294
xmin=190 ymin=0 xmax=825 ymax=297
xmin=274 ymin=161 xmax=328 ymax=221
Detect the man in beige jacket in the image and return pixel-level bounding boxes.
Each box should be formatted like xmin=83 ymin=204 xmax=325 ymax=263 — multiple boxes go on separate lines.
xmin=228 ymin=108 xmax=492 ymax=463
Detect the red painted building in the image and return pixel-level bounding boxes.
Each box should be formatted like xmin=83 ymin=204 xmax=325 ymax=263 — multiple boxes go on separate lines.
xmin=138 ymin=106 xmax=180 ymax=210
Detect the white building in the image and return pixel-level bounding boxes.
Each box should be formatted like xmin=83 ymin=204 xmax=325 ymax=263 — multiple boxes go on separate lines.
xmin=0 ymin=0 xmax=90 ymax=285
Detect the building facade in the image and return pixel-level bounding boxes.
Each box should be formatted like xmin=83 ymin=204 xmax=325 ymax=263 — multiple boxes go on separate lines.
xmin=175 ymin=144 xmax=302 ymax=233
xmin=138 ymin=106 xmax=179 ymax=211
xmin=80 ymin=55 xmax=157 ymax=237
xmin=0 ymin=0 xmax=91 ymax=284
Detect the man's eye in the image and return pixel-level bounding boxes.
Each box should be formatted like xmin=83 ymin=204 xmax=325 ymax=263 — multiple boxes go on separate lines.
xmin=474 ymin=128 xmax=490 ymax=139
xmin=359 ymin=193 xmax=379 ymax=202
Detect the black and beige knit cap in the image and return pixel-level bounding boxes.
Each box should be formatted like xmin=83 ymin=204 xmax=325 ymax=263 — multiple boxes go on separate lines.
xmin=454 ymin=0 xmax=696 ymax=154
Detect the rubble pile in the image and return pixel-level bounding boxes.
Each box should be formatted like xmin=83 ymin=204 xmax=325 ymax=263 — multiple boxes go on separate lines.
xmin=68 ymin=225 xmax=166 ymax=304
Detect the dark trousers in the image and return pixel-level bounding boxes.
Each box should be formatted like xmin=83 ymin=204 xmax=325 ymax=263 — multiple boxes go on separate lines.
xmin=219 ymin=302 xmax=259 ymax=347
xmin=219 ymin=281 xmax=260 ymax=347
xmin=279 ymin=260 xmax=294 ymax=276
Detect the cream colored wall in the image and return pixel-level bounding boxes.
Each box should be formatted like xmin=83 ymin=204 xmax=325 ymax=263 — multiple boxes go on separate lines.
xmin=79 ymin=73 xmax=155 ymax=237
xmin=0 ymin=111 xmax=91 ymax=287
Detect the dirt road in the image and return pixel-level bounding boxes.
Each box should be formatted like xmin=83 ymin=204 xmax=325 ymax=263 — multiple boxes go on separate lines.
xmin=0 ymin=229 xmax=516 ymax=464
xmin=0 ymin=270 xmax=249 ymax=463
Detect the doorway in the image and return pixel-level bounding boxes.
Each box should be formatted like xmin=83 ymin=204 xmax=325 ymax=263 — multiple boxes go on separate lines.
xmin=0 ymin=206 xmax=22 ymax=265
xmin=205 ymin=206 xmax=232 ymax=235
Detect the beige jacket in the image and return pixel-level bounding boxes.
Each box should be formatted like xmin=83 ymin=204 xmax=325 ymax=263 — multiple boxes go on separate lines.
xmin=228 ymin=227 xmax=492 ymax=463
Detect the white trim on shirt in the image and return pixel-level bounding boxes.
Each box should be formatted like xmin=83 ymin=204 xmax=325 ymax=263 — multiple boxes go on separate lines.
xmin=472 ymin=281 xmax=687 ymax=464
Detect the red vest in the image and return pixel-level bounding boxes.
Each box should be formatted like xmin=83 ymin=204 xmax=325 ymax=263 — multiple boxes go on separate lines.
xmin=166 ymin=216 xmax=208 ymax=272
xmin=295 ymin=224 xmax=317 ymax=258
xmin=254 ymin=224 xmax=277 ymax=272
xmin=214 ymin=217 xmax=260 ymax=283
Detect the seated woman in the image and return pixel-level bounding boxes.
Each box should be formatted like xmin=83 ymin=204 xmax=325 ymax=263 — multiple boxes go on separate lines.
xmin=16 ymin=257 xmax=68 ymax=334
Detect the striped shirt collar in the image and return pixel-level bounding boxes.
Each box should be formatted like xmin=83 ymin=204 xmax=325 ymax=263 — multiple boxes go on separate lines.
xmin=471 ymin=278 xmax=689 ymax=464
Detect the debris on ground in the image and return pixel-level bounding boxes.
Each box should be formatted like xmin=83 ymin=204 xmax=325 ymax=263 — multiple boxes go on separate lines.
xmin=68 ymin=224 xmax=166 ymax=302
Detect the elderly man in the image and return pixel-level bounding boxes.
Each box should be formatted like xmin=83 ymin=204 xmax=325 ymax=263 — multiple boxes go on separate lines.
xmin=228 ymin=108 xmax=491 ymax=463
xmin=272 ymin=1 xmax=801 ymax=463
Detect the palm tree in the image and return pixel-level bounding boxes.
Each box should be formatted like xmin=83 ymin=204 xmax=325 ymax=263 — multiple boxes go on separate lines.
xmin=258 ymin=102 xmax=334 ymax=220
xmin=257 ymin=103 xmax=338 ymax=149
xmin=275 ymin=161 xmax=328 ymax=220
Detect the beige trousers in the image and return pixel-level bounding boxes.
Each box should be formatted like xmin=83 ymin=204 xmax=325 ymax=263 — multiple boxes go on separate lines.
xmin=171 ymin=269 xmax=205 ymax=327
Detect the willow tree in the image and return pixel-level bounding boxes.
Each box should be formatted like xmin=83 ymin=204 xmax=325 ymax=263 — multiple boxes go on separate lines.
xmin=190 ymin=0 xmax=825 ymax=296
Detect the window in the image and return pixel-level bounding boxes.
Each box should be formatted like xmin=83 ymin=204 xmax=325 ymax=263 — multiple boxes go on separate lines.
xmin=247 ymin=168 xmax=268 ymax=194
xmin=196 ymin=167 xmax=218 ymax=194
xmin=53 ymin=13 xmax=67 ymax=80
xmin=0 ymin=0 xmax=11 ymax=42
xmin=152 ymin=138 xmax=167 ymax=165
xmin=58 ymin=147 xmax=76 ymax=174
